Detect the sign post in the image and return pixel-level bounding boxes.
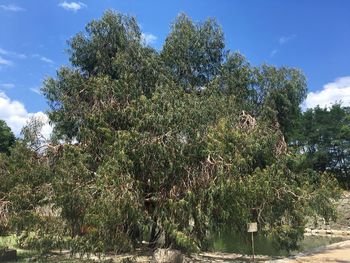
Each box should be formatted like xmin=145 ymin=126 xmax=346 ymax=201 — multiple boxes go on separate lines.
xmin=247 ymin=222 xmax=258 ymax=262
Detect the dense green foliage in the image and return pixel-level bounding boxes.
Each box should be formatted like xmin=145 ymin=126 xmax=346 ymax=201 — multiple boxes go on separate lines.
xmin=161 ymin=14 xmax=225 ymax=89
xmin=0 ymin=11 xmax=343 ymax=257
xmin=291 ymin=104 xmax=350 ymax=188
xmin=0 ymin=120 xmax=15 ymax=154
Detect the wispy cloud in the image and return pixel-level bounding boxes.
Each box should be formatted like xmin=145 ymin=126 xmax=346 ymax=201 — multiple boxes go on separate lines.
xmin=0 ymin=83 xmax=15 ymax=89
xmin=141 ymin=33 xmax=157 ymax=45
xmin=0 ymin=4 xmax=25 ymax=12
xmin=270 ymin=34 xmax=297 ymax=57
xmin=0 ymin=56 xmax=13 ymax=66
xmin=303 ymin=76 xmax=350 ymax=109
xmin=40 ymin=56 xmax=54 ymax=64
xmin=58 ymin=1 xmax=86 ymax=12
xmin=279 ymin=34 xmax=297 ymax=45
xmin=270 ymin=49 xmax=278 ymax=57
xmin=30 ymin=87 xmax=41 ymax=95
xmin=0 ymin=47 xmax=27 ymax=59
xmin=32 ymin=54 xmax=54 ymax=64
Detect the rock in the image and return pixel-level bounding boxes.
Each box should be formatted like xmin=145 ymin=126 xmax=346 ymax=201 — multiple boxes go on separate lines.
xmin=153 ymin=248 xmax=184 ymax=263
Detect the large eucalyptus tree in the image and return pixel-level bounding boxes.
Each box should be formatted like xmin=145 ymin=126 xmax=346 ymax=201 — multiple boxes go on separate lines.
xmin=0 ymin=11 xmax=340 ymax=255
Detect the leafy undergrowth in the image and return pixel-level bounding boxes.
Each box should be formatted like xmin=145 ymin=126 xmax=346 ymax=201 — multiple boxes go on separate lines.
xmin=0 ymin=235 xmax=101 ymax=262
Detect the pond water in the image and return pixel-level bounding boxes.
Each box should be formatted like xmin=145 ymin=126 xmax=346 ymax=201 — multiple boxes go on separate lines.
xmin=213 ymin=231 xmax=347 ymax=256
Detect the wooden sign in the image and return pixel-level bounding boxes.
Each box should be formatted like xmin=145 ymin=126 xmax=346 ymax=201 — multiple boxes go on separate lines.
xmin=247 ymin=222 xmax=258 ymax=262
xmin=247 ymin=222 xmax=257 ymax=233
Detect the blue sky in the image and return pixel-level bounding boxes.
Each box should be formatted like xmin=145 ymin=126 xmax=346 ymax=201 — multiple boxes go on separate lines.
xmin=0 ymin=0 xmax=350 ymax=135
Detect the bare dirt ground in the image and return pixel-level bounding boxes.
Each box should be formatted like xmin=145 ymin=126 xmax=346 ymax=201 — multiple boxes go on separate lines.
xmin=269 ymin=240 xmax=350 ymax=263
xmin=187 ymin=252 xmax=270 ymax=262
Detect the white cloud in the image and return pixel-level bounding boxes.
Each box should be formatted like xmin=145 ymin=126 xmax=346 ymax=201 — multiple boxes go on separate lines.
xmin=303 ymin=76 xmax=350 ymax=109
xmin=141 ymin=33 xmax=157 ymax=45
xmin=0 ymin=47 xmax=27 ymax=59
xmin=279 ymin=34 xmax=296 ymax=45
xmin=58 ymin=1 xmax=86 ymax=12
xmin=0 ymin=4 xmax=25 ymax=12
xmin=0 ymin=56 xmax=13 ymax=66
xmin=0 ymin=92 xmax=52 ymax=138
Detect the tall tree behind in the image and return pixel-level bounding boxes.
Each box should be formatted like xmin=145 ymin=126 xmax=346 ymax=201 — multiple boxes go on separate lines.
xmin=292 ymin=104 xmax=350 ymax=188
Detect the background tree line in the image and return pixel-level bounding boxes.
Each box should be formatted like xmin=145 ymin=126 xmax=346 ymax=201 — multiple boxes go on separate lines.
xmin=0 ymin=11 xmax=347 ymax=256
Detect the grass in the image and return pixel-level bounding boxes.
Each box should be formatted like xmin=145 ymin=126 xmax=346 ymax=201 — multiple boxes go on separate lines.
xmin=0 ymin=235 xmax=100 ymax=262
xmin=0 ymin=234 xmax=17 ymax=248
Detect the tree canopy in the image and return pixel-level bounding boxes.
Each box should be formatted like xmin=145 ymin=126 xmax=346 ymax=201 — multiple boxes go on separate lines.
xmin=0 ymin=120 xmax=15 ymax=154
xmin=0 ymin=11 xmax=342 ymax=256
xmin=291 ymin=104 xmax=350 ymax=188
xmin=161 ymin=13 xmax=225 ymax=89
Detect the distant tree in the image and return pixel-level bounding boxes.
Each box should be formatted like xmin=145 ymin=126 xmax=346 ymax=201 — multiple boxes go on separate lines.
xmin=291 ymin=104 xmax=350 ymax=188
xmin=0 ymin=120 xmax=15 ymax=154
